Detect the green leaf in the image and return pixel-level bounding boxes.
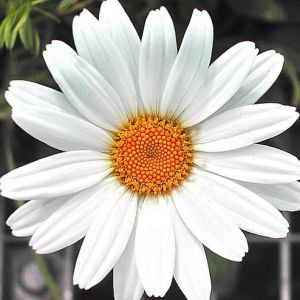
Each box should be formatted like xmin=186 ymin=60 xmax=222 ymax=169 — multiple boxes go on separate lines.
xmin=31 ymin=0 xmax=49 ymax=5
xmin=0 ymin=3 xmax=32 ymax=49
xmin=12 ymin=4 xmax=31 ymax=33
xmin=0 ymin=19 xmax=8 ymax=47
xmin=19 ymin=19 xmax=40 ymax=55
xmin=225 ymin=0 xmax=287 ymax=22
xmin=3 ymin=16 xmax=16 ymax=48
xmin=6 ymin=26 xmax=18 ymax=48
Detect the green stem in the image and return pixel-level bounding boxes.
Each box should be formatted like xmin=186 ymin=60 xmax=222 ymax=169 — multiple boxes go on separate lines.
xmin=4 ymin=121 xmax=62 ymax=300
xmin=32 ymin=7 xmax=60 ymax=23
xmin=33 ymin=254 xmax=62 ymax=300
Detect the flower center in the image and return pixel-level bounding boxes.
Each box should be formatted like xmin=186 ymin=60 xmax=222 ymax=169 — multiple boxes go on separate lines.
xmin=111 ymin=116 xmax=193 ymax=195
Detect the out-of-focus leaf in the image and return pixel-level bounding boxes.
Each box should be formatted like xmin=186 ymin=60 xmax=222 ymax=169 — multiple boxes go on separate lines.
xmin=0 ymin=19 xmax=8 ymax=47
xmin=283 ymin=59 xmax=300 ymax=107
xmin=57 ymin=0 xmax=78 ymax=12
xmin=0 ymin=3 xmax=31 ymax=49
xmin=225 ymin=0 xmax=287 ymax=22
xmin=57 ymin=0 xmax=97 ymax=14
xmin=0 ymin=106 xmax=11 ymax=121
xmin=33 ymin=7 xmax=60 ymax=22
xmin=19 ymin=19 xmax=40 ymax=56
xmin=3 ymin=16 xmax=16 ymax=48
xmin=31 ymin=0 xmax=49 ymax=5
xmin=6 ymin=27 xmax=18 ymax=48
xmin=12 ymin=4 xmax=31 ymax=33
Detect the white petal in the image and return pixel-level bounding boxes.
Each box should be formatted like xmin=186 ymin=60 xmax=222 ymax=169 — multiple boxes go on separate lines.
xmin=30 ymin=179 xmax=120 ymax=254
xmin=10 ymin=105 xmax=112 ymax=152
xmin=190 ymin=169 xmax=288 ymax=238
xmin=7 ymin=195 xmax=72 ymax=237
xmin=5 ymin=81 xmax=109 ymax=153
xmin=73 ymin=9 xmax=138 ymax=117
xmin=238 ymin=181 xmax=300 ymax=212
xmin=160 ymin=9 xmax=213 ymax=118
xmin=139 ymin=7 xmax=177 ymax=114
xmin=180 ymin=42 xmax=257 ymax=126
xmin=74 ymin=190 xmax=137 ymax=289
xmin=113 ymin=213 xmax=144 ymax=300
xmin=216 ymin=51 xmax=284 ymax=114
xmin=0 ymin=151 xmax=111 ymax=200
xmin=168 ymin=198 xmax=211 ymax=300
xmin=173 ymin=183 xmax=248 ymax=261
xmin=192 ymin=104 xmax=299 ymax=152
xmin=135 ymin=196 xmax=175 ymax=297
xmin=195 ymin=144 xmax=300 ymax=184
xmin=6 ymin=81 xmax=82 ymax=118
xmin=71 ymin=178 xmax=122 ymax=279
xmin=43 ymin=41 xmax=127 ymax=131
xmin=99 ymin=0 xmax=140 ymax=89
xmin=11 ymin=225 xmax=39 ymax=237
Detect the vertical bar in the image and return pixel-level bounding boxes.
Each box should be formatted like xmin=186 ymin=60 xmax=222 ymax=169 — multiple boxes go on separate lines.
xmin=211 ymin=291 xmax=218 ymax=300
xmin=0 ymin=197 xmax=4 ymax=300
xmin=280 ymin=212 xmax=291 ymax=300
xmin=62 ymin=247 xmax=75 ymax=300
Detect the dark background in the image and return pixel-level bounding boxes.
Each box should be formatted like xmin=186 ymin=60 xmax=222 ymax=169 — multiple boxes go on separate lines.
xmin=0 ymin=0 xmax=300 ymax=299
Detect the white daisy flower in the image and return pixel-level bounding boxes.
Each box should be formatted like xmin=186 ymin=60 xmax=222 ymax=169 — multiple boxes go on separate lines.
xmin=1 ymin=0 xmax=300 ymax=299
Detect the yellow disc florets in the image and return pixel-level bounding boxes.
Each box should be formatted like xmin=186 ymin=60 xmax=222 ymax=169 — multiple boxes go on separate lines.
xmin=111 ymin=116 xmax=193 ymax=195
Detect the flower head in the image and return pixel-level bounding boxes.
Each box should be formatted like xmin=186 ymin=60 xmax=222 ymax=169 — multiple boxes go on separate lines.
xmin=1 ymin=0 xmax=300 ymax=299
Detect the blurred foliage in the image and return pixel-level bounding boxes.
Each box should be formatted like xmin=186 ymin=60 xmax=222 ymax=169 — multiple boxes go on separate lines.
xmin=1 ymin=0 xmax=53 ymax=54
xmin=0 ymin=0 xmax=99 ymax=55
xmin=225 ymin=0 xmax=287 ymax=22
xmin=0 ymin=0 xmax=299 ymax=299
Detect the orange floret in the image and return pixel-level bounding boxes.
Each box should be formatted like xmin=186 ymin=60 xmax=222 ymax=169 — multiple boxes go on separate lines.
xmin=111 ymin=116 xmax=193 ymax=195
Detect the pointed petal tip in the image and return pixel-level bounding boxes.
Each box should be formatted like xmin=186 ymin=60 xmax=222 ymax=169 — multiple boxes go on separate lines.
xmin=192 ymin=8 xmax=201 ymax=15
xmin=72 ymin=268 xmax=78 ymax=280
xmin=0 ymin=189 xmax=10 ymax=200
xmin=191 ymin=9 xmax=212 ymax=23
xmin=80 ymin=8 xmax=94 ymax=19
xmin=83 ymin=281 xmax=97 ymax=290
xmin=35 ymin=248 xmax=45 ymax=254
xmin=275 ymin=52 xmax=284 ymax=63
xmin=238 ymin=41 xmax=255 ymax=50
xmin=0 ymin=173 xmax=8 ymax=185
xmin=6 ymin=215 xmax=13 ymax=227
xmin=144 ymin=289 xmax=166 ymax=298
xmin=78 ymin=282 xmax=84 ymax=290
xmin=77 ymin=280 xmax=90 ymax=290
xmin=73 ymin=15 xmax=80 ymax=25
xmin=11 ymin=230 xmax=23 ymax=237
xmin=269 ymin=228 xmax=289 ymax=239
xmin=4 ymin=90 xmax=10 ymax=99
